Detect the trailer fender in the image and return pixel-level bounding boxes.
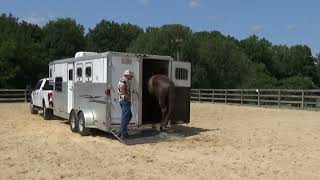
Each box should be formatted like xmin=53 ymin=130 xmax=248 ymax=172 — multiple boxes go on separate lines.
xmin=77 ymin=110 xmax=95 ymax=128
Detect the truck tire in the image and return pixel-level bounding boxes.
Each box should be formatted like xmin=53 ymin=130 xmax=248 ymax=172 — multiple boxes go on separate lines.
xmin=30 ymin=103 xmax=38 ymax=114
xmin=78 ymin=112 xmax=90 ymax=136
xmin=69 ymin=111 xmax=78 ymax=133
xmin=42 ymin=102 xmax=52 ymax=120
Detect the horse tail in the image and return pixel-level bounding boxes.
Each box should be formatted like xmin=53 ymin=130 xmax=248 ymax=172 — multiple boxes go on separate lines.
xmin=164 ymin=83 xmax=176 ymax=126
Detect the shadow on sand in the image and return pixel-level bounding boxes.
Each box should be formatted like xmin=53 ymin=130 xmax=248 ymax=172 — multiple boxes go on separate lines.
xmin=94 ymin=124 xmax=211 ymax=145
xmin=50 ymin=114 xmax=212 ymax=145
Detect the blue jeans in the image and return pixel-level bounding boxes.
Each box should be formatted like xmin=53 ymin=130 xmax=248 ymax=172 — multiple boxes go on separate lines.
xmin=119 ymin=100 xmax=132 ymax=134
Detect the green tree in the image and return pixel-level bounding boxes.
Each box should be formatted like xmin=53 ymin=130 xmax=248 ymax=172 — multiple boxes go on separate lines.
xmin=86 ymin=20 xmax=143 ymax=52
xmin=128 ymin=24 xmax=192 ymax=59
xmin=1 ymin=13 xmax=320 ymax=89
xmin=240 ymin=35 xmax=273 ymax=74
xmin=241 ymin=63 xmax=277 ymax=89
xmin=271 ymin=45 xmax=318 ymax=85
xmin=278 ymin=76 xmax=315 ymax=89
xmin=0 ymin=14 xmax=20 ymax=88
xmin=192 ymin=31 xmax=251 ymax=88
xmin=42 ymin=18 xmax=85 ymax=61
xmin=12 ymin=21 xmax=45 ymax=88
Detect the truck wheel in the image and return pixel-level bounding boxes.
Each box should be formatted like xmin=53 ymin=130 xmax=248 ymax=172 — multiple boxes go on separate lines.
xmin=30 ymin=103 xmax=38 ymax=114
xmin=42 ymin=102 xmax=51 ymax=120
xmin=69 ymin=111 xmax=78 ymax=133
xmin=78 ymin=112 xmax=90 ymax=136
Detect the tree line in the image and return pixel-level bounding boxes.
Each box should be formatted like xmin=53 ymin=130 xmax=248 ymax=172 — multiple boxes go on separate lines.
xmin=1 ymin=13 xmax=320 ymax=89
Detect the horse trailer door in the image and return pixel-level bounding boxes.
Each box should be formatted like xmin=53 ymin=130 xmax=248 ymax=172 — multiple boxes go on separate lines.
xmin=171 ymin=61 xmax=191 ymax=124
xmin=67 ymin=63 xmax=74 ymax=113
xmin=110 ymin=55 xmax=141 ymax=128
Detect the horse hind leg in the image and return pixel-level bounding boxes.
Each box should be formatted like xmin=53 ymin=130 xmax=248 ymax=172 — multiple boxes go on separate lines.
xmin=162 ymin=88 xmax=175 ymax=130
xmin=158 ymin=97 xmax=167 ymax=131
xmin=160 ymin=106 xmax=167 ymax=131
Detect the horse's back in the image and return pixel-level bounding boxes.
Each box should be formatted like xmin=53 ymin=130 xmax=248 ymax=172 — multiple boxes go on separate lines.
xmin=148 ymin=74 xmax=175 ymax=95
xmin=150 ymin=74 xmax=174 ymax=86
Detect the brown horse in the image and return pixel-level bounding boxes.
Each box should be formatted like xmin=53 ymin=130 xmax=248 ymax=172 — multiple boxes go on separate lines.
xmin=148 ymin=74 xmax=176 ymax=131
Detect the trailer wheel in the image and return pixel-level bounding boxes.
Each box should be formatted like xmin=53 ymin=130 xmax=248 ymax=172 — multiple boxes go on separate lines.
xmin=78 ymin=112 xmax=90 ymax=136
xmin=42 ymin=102 xmax=51 ymax=120
xmin=30 ymin=103 xmax=38 ymax=114
xmin=69 ymin=111 xmax=78 ymax=133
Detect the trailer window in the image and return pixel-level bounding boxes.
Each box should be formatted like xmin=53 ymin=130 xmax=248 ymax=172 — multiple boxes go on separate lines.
xmin=49 ymin=69 xmax=52 ymax=78
xmin=76 ymin=63 xmax=83 ymax=82
xmin=77 ymin=67 xmax=82 ymax=78
xmin=175 ymin=68 xmax=188 ymax=80
xmin=85 ymin=63 xmax=93 ymax=82
xmin=69 ymin=69 xmax=73 ymax=81
xmin=55 ymin=77 xmax=63 ymax=92
xmin=85 ymin=67 xmax=92 ymax=78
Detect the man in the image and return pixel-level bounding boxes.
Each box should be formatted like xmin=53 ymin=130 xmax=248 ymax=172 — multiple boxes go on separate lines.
xmin=117 ymin=69 xmax=134 ymax=139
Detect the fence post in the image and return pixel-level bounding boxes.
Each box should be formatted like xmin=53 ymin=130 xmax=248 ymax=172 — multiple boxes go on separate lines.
xmin=278 ymin=89 xmax=281 ymax=108
xmin=241 ymin=89 xmax=243 ymax=105
xmin=257 ymin=89 xmax=260 ymax=107
xmin=225 ymin=90 xmax=227 ymax=104
xmin=212 ymin=90 xmax=215 ymax=103
xmin=198 ymin=89 xmax=201 ymax=102
xmin=24 ymin=89 xmax=27 ymax=102
xmin=301 ymin=90 xmax=304 ymax=108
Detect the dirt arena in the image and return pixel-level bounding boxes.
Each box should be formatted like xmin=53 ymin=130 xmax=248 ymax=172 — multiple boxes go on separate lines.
xmin=0 ymin=103 xmax=320 ymax=180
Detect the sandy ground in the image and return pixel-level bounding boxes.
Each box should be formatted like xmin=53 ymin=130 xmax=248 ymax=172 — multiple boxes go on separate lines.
xmin=0 ymin=103 xmax=320 ymax=180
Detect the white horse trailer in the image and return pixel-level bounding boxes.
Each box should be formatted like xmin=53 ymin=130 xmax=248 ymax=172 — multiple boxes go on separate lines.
xmin=49 ymin=51 xmax=191 ymax=135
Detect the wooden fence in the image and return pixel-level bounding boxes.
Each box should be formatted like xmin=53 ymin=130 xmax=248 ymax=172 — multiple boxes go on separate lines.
xmin=0 ymin=89 xmax=32 ymax=102
xmin=2 ymin=88 xmax=320 ymax=110
xmin=191 ymin=89 xmax=320 ymax=109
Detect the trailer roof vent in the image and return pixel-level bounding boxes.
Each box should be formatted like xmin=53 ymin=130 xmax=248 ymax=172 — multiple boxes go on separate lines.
xmin=75 ymin=52 xmax=98 ymax=58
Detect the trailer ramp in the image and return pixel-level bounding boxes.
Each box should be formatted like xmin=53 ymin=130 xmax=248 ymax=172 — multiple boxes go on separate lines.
xmin=110 ymin=125 xmax=188 ymax=145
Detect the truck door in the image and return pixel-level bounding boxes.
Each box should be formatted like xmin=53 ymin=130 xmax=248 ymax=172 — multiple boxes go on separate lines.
xmin=110 ymin=55 xmax=141 ymax=128
xmin=33 ymin=79 xmax=44 ymax=106
xmin=67 ymin=63 xmax=74 ymax=113
xmin=171 ymin=61 xmax=191 ymax=124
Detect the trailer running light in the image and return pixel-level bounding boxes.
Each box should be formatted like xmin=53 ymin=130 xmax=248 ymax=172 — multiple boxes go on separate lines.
xmin=106 ymin=89 xmax=111 ymax=96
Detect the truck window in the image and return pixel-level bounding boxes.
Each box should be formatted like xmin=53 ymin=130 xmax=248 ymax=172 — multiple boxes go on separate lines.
xmin=55 ymin=77 xmax=63 ymax=92
xmin=34 ymin=80 xmax=43 ymax=90
xmin=175 ymin=68 xmax=188 ymax=80
xmin=43 ymin=80 xmax=53 ymax=90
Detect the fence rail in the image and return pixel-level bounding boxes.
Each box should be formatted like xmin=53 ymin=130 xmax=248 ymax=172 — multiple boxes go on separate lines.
xmin=2 ymin=88 xmax=320 ymax=110
xmin=191 ymin=89 xmax=320 ymax=109
xmin=0 ymin=89 xmax=32 ymax=102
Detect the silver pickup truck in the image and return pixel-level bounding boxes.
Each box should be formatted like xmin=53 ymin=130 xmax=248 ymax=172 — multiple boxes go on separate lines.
xmin=30 ymin=78 xmax=54 ymax=120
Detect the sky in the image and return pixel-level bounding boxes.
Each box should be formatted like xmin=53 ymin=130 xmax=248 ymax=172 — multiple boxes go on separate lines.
xmin=1 ymin=0 xmax=319 ymax=55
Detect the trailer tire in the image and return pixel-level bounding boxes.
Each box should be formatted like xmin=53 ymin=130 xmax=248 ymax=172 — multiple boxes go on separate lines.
xmin=30 ymin=103 xmax=38 ymax=114
xmin=69 ymin=111 xmax=78 ymax=133
xmin=78 ymin=112 xmax=90 ymax=136
xmin=42 ymin=101 xmax=53 ymax=120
